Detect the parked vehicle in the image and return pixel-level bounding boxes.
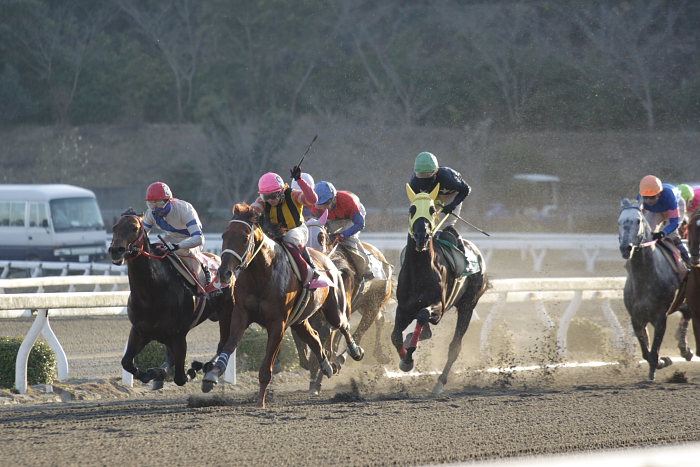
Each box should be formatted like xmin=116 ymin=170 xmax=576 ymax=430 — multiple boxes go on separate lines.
xmin=0 ymin=184 xmax=106 ymax=261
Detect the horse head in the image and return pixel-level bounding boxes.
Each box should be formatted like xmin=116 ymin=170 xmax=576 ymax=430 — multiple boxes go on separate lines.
xmin=406 ymin=183 xmax=440 ymax=252
xmin=219 ymin=203 xmax=262 ymax=284
xmin=617 ymin=198 xmax=650 ymax=259
xmin=306 ymin=209 xmax=329 ymax=252
xmin=108 ymin=208 xmax=146 ymax=265
xmin=688 ymin=210 xmax=700 ymax=266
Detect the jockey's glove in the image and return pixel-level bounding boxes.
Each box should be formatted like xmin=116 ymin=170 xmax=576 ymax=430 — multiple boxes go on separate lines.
xmin=652 ymin=231 xmax=665 ymax=241
xmin=170 ymin=243 xmax=180 ymax=251
xmin=290 ymin=165 xmax=302 ymax=181
xmin=442 ymin=204 xmax=455 ymax=215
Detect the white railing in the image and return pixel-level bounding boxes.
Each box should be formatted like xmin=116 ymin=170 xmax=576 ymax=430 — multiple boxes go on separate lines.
xmin=0 ymin=275 xmax=634 ymax=393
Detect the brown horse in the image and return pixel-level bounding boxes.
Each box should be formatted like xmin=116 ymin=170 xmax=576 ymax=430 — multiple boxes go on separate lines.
xmin=682 ymin=209 xmax=700 ymax=353
xmin=108 ymin=210 xmax=233 ymax=388
xmin=202 ymin=203 xmax=364 ymax=407
xmin=294 ymin=212 xmax=393 ymax=394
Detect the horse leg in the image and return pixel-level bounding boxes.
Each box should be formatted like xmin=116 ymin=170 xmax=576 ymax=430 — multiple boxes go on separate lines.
xmin=291 ymin=320 xmax=334 ymax=384
xmin=257 ymin=322 xmax=285 ymax=408
xmin=675 ymin=304 xmax=694 ymax=361
xmin=373 ymin=311 xmax=392 ymax=364
xmin=648 ymin=314 xmax=671 ymax=381
xmin=391 ymin=307 xmax=415 ymax=368
xmin=434 ymin=301 xmax=475 ymax=395
xmin=169 ymin=337 xmax=188 ymax=387
xmin=202 ymin=310 xmax=250 ymax=393
xmin=397 ymin=308 xmax=430 ymax=372
xmin=121 ymin=327 xmax=154 ymax=384
xmin=320 ymin=293 xmax=364 ymax=362
xmin=290 ymin=328 xmax=311 ymax=371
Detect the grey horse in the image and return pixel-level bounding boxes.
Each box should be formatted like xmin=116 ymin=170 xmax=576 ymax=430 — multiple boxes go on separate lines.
xmin=618 ymin=198 xmax=691 ymax=380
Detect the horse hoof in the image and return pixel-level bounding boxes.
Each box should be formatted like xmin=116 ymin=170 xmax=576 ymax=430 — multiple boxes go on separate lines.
xmin=682 ymin=349 xmax=694 ymax=361
xmin=186 ymin=369 xmax=197 ymax=381
xmin=349 ymin=345 xmax=365 ymax=362
xmin=151 ymin=380 xmax=164 ymax=390
xmin=190 ymin=360 xmax=204 ymax=372
xmin=202 ymin=371 xmax=219 ymax=393
xmin=399 ymin=358 xmax=414 ymax=372
xmin=320 ymin=359 xmax=333 ymax=378
xmin=309 ymin=382 xmax=321 ymax=396
xmin=433 ymin=380 xmax=445 ymax=395
xmin=661 ymin=356 xmax=673 ymax=368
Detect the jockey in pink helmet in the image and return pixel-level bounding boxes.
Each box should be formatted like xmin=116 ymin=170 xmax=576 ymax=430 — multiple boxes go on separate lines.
xmin=251 ymin=167 xmax=330 ymax=289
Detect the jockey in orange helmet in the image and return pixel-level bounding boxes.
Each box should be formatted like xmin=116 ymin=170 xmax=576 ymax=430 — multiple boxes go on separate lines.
xmin=144 ymin=181 xmax=209 ymax=283
xmin=637 ymin=175 xmax=690 ymax=265
xmin=250 ymin=166 xmax=331 ymax=289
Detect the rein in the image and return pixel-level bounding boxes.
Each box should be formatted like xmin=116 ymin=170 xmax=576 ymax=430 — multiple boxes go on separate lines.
xmin=221 ymin=219 xmax=265 ymax=272
xmin=121 ymin=215 xmax=170 ymax=261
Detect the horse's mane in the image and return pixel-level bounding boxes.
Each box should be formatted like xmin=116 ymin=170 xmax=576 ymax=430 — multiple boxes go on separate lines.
xmin=232 ymin=203 xmax=260 ymax=224
xmin=121 ymin=207 xmax=139 ymax=217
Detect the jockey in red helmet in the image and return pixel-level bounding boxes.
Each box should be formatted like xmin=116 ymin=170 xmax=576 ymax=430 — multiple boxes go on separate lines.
xmin=144 ymin=182 xmax=209 ymax=284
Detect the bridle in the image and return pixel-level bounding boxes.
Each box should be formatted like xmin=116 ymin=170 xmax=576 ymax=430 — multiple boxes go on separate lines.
xmin=220 ymin=219 xmax=265 ymax=273
xmin=619 ymin=205 xmax=655 ymax=258
xmin=117 ymin=214 xmax=169 ymax=261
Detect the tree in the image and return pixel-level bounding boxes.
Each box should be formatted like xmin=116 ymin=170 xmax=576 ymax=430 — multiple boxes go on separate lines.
xmin=564 ymin=0 xmax=686 ymax=130
xmin=117 ymin=0 xmax=203 ymax=122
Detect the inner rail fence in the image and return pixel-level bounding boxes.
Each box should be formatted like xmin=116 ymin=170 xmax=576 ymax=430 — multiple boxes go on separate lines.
xmin=0 ymin=275 xmax=635 ymax=394
xmin=3 ymin=231 xmax=623 ymax=275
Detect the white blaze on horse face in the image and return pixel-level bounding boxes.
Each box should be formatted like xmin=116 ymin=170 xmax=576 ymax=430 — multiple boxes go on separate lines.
xmin=618 ymin=206 xmax=644 ymax=249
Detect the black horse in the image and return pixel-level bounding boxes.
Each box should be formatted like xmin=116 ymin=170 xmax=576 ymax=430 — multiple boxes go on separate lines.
xmin=108 ymin=210 xmax=233 ymax=388
xmin=392 ymin=184 xmax=488 ymax=394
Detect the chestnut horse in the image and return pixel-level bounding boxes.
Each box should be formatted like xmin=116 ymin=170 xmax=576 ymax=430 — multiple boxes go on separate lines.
xmin=202 ymin=203 xmax=364 ymax=407
xmin=392 ymin=184 xmax=488 ymax=394
xmin=108 ymin=210 xmax=233 ymax=388
xmin=294 ymin=211 xmax=393 ymax=394
xmin=679 ymin=209 xmax=700 ymax=354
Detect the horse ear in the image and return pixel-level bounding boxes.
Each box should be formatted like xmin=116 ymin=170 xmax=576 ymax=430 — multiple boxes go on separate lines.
xmin=429 ymin=183 xmax=440 ymax=201
xmin=319 ymin=209 xmax=329 ymax=224
xmin=620 ymin=198 xmax=629 ymax=208
xmin=406 ymin=183 xmax=416 ymax=202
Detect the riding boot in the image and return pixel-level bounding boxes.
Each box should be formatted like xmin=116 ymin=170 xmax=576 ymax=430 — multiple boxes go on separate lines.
xmin=672 ymin=236 xmax=692 ymax=268
xmin=444 ymin=225 xmax=465 ymax=253
xmin=299 ymin=245 xmax=332 ymax=289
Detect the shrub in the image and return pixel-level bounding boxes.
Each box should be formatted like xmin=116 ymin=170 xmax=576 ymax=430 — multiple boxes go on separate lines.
xmin=134 ymin=341 xmax=167 ymax=370
xmin=0 ymin=337 xmax=57 ymax=389
xmin=236 ymin=325 xmax=299 ymax=372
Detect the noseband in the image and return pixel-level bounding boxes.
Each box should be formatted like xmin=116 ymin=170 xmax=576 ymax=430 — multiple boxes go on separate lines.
xmin=115 ymin=215 xmax=169 ymax=260
xmin=221 ymin=219 xmax=265 ymax=272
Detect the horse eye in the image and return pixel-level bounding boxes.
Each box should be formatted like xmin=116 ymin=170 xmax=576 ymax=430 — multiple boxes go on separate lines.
xmin=409 ymin=206 xmax=416 ymax=216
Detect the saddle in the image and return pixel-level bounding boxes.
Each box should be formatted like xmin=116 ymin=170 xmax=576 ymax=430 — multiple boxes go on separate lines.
xmin=656 ymin=238 xmax=688 ymax=283
xmin=154 ymin=243 xmax=229 ymax=295
xmin=435 ymin=230 xmax=481 ymax=278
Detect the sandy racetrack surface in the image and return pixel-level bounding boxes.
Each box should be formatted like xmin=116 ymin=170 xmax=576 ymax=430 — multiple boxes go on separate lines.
xmin=3 ymin=360 xmax=700 ymax=466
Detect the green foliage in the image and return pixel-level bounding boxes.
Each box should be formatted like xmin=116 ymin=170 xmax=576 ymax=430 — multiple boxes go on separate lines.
xmin=0 ymin=337 xmax=57 ymax=389
xmin=236 ymin=325 xmax=299 ymax=372
xmin=134 ymin=340 xmax=167 ymax=370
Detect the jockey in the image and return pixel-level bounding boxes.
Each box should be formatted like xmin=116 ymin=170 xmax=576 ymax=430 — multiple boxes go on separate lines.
xmin=638 ymin=175 xmax=691 ymax=265
xmin=291 ymin=172 xmax=316 ymax=220
xmin=143 ymin=181 xmax=209 ymax=283
xmin=313 ymin=181 xmax=374 ymax=281
xmin=678 ymin=183 xmax=700 ymax=214
xmin=409 ymin=151 xmax=471 ymax=248
xmin=251 ymin=168 xmax=331 ymax=289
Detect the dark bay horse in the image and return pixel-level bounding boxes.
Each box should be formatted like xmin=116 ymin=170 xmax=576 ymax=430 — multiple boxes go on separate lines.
xmin=617 ymin=198 xmax=688 ymax=380
xmin=108 ymin=210 xmax=233 ymax=388
xmin=675 ymin=209 xmax=700 ymax=355
xmin=392 ymin=184 xmax=488 ymax=394
xmin=202 ymin=203 xmax=364 ymax=407
xmin=294 ymin=211 xmax=393 ymax=394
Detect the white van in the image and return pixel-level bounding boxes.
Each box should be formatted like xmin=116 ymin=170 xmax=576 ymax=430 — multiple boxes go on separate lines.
xmin=0 ymin=184 xmax=106 ymax=262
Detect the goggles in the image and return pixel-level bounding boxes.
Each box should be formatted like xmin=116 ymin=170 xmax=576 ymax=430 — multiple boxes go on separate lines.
xmin=261 ymin=191 xmax=284 ymax=202
xmin=642 ymin=195 xmax=659 ymax=200
xmin=147 ymin=199 xmax=168 ymax=209
xmin=415 ymin=171 xmax=436 ymax=179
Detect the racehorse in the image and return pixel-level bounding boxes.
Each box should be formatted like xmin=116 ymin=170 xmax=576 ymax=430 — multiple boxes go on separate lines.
xmin=617 ymin=198 xmax=688 ymax=380
xmin=392 ymin=184 xmax=488 ymax=394
xmin=108 ymin=210 xmax=233 ymax=388
xmin=677 ymin=209 xmax=700 ymax=355
xmin=295 ymin=210 xmax=393 ymax=394
xmin=202 ymin=203 xmax=364 ymax=407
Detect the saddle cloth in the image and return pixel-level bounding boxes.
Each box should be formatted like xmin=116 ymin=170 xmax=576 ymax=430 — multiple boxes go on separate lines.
xmin=656 ymin=239 xmax=688 ymax=283
xmin=399 ymin=235 xmax=480 ymax=278
xmin=281 ymin=244 xmax=334 ymax=288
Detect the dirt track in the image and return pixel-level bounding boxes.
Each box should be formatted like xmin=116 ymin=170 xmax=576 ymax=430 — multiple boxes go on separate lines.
xmin=3 ymin=359 xmax=700 ymax=466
